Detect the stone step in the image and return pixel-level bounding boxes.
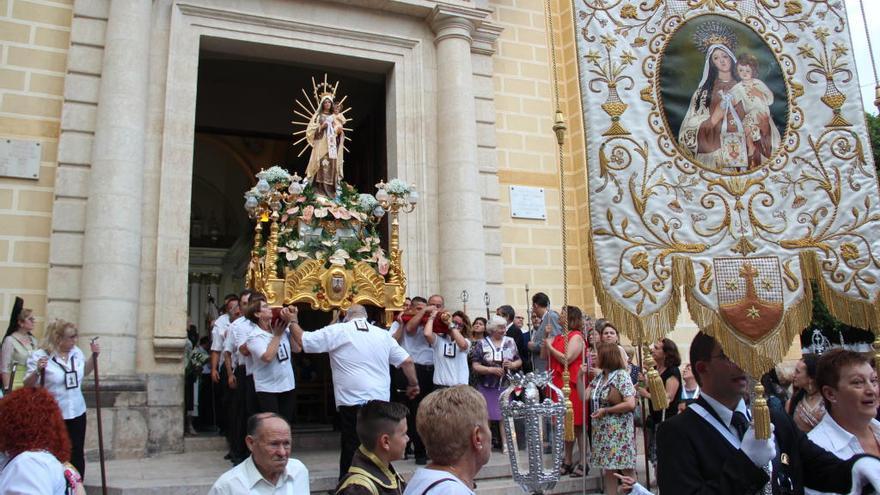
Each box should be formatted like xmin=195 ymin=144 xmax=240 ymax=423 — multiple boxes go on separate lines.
xmin=183 ymin=426 xmax=339 ymax=453
xmin=84 ymin=447 xmax=602 ymax=495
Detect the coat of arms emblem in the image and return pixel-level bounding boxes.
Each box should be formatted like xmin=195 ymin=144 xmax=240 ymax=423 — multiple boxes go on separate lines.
xmin=713 ymin=257 xmax=784 ymax=341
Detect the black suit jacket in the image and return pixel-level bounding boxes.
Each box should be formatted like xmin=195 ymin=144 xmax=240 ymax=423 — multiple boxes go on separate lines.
xmin=505 ymin=324 xmax=529 ymax=369
xmin=657 ymin=396 xmax=869 ymax=495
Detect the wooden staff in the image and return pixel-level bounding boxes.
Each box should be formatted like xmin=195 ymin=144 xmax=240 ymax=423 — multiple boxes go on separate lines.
xmin=6 ymin=362 xmax=17 ymax=395
xmin=483 ymin=292 xmax=490 ymax=320
xmin=91 ymin=337 xmax=107 ymax=495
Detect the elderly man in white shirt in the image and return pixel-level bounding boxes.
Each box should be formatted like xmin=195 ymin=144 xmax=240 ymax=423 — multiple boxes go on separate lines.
xmin=288 ymin=303 xmax=419 ymax=479
xmin=209 ymin=412 xmax=309 ymax=494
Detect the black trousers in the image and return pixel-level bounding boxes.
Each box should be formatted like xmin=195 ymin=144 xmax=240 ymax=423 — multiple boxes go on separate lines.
xmin=338 ymin=404 xmax=363 ymax=479
xmin=66 ymin=412 xmax=87 ymax=477
xmin=407 ymin=363 xmax=435 ymax=460
xmin=214 ymin=367 xmax=227 ymax=435
xmin=227 ymin=366 xmax=249 ymax=460
xmin=256 ymin=389 xmax=295 ymax=425
xmin=196 ymin=373 xmax=216 ymax=429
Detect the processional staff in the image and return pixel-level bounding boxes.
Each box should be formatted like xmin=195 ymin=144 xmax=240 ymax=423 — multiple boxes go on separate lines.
xmin=91 ymin=337 xmax=108 ymax=495
xmin=483 ymin=292 xmax=490 ymax=320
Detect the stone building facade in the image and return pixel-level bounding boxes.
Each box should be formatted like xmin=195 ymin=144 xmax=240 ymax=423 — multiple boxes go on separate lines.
xmin=0 ymin=0 xmax=711 ymax=460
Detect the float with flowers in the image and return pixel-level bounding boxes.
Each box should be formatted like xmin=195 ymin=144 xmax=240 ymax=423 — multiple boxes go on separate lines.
xmin=243 ymin=165 xmax=418 ymax=315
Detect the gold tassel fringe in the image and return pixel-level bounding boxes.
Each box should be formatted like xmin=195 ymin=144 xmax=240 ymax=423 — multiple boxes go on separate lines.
xmin=752 ymin=384 xmax=771 ymax=440
xmin=562 ymin=370 xmax=575 ymax=441
xmin=642 ymin=349 xmax=669 ymax=411
xmin=587 ymin=236 xmax=880 ymax=378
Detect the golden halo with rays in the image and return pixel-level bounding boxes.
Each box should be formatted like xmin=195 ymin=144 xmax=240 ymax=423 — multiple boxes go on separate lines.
xmin=291 ymin=73 xmax=353 ymax=157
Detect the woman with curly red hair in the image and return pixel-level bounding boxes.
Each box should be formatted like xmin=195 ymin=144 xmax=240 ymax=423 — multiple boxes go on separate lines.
xmin=24 ymin=319 xmax=100 ymax=477
xmin=0 ymin=387 xmax=84 ymax=494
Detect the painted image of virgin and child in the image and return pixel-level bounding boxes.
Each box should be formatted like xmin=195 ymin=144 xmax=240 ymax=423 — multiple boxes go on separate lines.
xmin=677 ymin=25 xmax=781 ymax=172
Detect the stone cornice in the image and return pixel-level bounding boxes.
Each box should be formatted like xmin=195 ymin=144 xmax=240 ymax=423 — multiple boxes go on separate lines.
xmin=428 ymin=3 xmax=502 ymax=48
xmin=472 ymin=21 xmax=503 ymax=55
xmin=176 ymin=2 xmax=420 ymax=49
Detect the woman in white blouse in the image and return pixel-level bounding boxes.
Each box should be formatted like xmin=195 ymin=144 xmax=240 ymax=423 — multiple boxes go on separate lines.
xmin=806 ymin=349 xmax=880 ymax=495
xmin=24 ymin=319 xmax=100 ymax=477
xmin=243 ymin=294 xmax=299 ymax=425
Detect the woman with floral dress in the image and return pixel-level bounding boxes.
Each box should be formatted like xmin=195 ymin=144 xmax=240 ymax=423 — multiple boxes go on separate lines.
xmin=588 ymin=342 xmax=637 ymax=495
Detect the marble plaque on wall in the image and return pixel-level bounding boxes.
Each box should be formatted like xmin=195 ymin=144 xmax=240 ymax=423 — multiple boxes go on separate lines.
xmin=0 ymin=139 xmax=41 ymax=180
xmin=509 ymin=185 xmax=546 ymax=220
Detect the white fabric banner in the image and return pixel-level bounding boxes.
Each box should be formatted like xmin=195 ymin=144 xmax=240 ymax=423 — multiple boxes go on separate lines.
xmin=575 ymin=0 xmax=880 ymax=374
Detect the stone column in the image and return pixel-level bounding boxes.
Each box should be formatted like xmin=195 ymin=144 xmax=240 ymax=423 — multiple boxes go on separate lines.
xmin=431 ymin=11 xmax=488 ymax=305
xmin=79 ymin=0 xmax=151 ymax=376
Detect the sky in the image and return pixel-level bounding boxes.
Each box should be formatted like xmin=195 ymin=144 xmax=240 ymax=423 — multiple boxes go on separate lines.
xmin=845 ymin=0 xmax=880 ymax=115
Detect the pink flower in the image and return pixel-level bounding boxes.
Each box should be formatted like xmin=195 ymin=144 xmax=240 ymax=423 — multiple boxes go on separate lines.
xmin=302 ymin=205 xmax=314 ymax=222
xmin=295 ymin=195 xmax=306 ymax=203
xmin=378 ymin=257 xmax=389 ymax=276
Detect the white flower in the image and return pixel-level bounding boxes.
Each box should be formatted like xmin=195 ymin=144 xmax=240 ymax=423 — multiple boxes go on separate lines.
xmin=285 ymin=250 xmax=308 ymax=261
xmin=314 ymin=207 xmax=329 ymax=218
xmin=386 ymin=178 xmax=411 ymax=195
xmin=321 ymin=240 xmax=335 ymax=247
xmin=358 ymin=193 xmax=379 ymax=212
xmin=329 ymin=249 xmax=350 ymax=266
xmin=256 ymin=166 xmax=291 ymax=185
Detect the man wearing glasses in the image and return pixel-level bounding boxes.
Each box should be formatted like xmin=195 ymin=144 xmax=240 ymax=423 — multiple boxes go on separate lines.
xmin=657 ymin=332 xmax=880 ymax=494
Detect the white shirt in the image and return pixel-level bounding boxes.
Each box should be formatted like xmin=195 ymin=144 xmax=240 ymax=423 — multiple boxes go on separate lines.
xmin=26 ymin=347 xmax=87 ymax=419
xmin=403 ymin=467 xmax=475 ymax=495
xmin=208 ymin=456 xmax=309 ymax=495
xmin=302 ymin=317 xmax=410 ymax=408
xmin=430 ymin=334 xmax=470 ymax=386
xmin=247 ymin=329 xmax=296 ymax=394
xmin=227 ymin=318 xmax=260 ymax=375
xmin=806 ymin=414 xmax=880 ymax=495
xmin=701 ymin=391 xmax=750 ymax=439
xmin=0 ymin=451 xmax=68 ymax=495
xmin=211 ymin=313 xmax=231 ymax=353
xmin=402 ymin=325 xmax=433 ymax=365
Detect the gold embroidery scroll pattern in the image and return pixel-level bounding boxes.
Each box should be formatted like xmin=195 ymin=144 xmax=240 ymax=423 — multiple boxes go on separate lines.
xmin=777 ymin=129 xmax=880 ymax=299
xmin=594 ymin=136 xmax=708 ymax=315
xmin=576 ymin=0 xmax=667 ymax=46
xmin=752 ymin=0 xmax=846 ymax=36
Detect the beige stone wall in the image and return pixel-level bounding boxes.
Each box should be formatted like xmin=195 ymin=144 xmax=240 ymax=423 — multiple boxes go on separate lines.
xmin=0 ymin=0 xmax=72 ymax=334
xmin=490 ymin=0 xmax=596 ymax=316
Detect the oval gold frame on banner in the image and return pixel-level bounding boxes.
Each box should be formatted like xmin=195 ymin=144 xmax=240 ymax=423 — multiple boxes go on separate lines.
xmin=650 ymin=13 xmax=801 ymax=176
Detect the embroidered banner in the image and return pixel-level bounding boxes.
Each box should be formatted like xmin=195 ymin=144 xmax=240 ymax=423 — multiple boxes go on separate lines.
xmin=575 ymin=0 xmax=880 ymax=375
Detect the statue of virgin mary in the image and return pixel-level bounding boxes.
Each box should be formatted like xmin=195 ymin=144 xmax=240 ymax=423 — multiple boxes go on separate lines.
xmin=678 ymin=22 xmax=749 ymax=172
xmin=305 ymin=94 xmax=346 ymax=197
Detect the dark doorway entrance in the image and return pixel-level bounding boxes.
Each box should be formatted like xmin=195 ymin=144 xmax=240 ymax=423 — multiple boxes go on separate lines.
xmin=188 ymin=39 xmax=389 ymax=430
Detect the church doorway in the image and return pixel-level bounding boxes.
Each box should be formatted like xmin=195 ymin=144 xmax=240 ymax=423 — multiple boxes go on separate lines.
xmin=186 ymin=38 xmax=388 ymax=431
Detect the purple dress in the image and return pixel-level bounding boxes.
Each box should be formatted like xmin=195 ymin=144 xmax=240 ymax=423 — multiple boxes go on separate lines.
xmin=473 ymin=336 xmax=519 ymax=421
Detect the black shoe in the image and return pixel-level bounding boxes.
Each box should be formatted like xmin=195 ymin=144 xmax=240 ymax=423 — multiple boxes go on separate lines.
xmin=415 ymin=456 xmax=428 ymax=465
xmin=224 ymin=452 xmax=231 ymax=460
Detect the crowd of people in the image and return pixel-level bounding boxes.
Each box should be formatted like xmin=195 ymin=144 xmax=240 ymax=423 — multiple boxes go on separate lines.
xmin=1 ymin=288 xmax=879 ymax=495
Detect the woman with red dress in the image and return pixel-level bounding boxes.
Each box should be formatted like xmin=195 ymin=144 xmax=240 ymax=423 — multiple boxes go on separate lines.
xmin=545 ymin=304 xmax=587 ymax=478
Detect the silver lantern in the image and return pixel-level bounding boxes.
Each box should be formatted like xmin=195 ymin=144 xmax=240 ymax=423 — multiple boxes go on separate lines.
xmin=500 ymin=371 xmax=565 ymax=494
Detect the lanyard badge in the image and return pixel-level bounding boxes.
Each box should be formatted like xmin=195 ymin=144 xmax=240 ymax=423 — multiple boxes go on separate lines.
xmin=277 ymin=341 xmax=290 ymax=362
xmin=54 ymin=356 xmax=78 ymax=390
xmin=354 ymin=320 xmax=368 ymax=332
xmin=443 ymin=339 xmax=457 ymax=358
